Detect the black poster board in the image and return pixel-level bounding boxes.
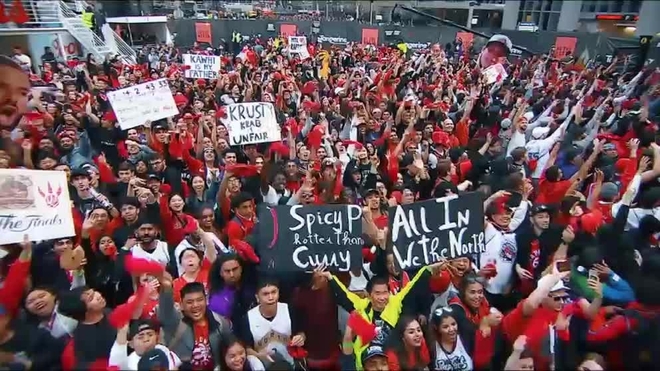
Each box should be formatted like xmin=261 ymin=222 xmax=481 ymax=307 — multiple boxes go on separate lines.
xmin=256 ymin=204 xmax=364 ymax=272
xmin=387 ymin=192 xmax=486 ymax=270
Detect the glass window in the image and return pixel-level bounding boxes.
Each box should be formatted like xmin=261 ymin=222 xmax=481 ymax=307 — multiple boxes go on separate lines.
xmin=598 ymin=1 xmax=610 ymax=12
xmin=517 ymin=10 xmax=525 ymax=23
xmin=534 ymin=0 xmax=543 ymax=11
xmin=548 ymin=12 xmax=560 ymax=31
xmin=532 ymin=11 xmax=541 ymax=25
xmin=553 ymin=0 xmax=563 ymax=11
xmin=544 ymin=0 xmax=552 ymax=11
xmin=541 ymin=11 xmax=550 ymax=30
xmin=586 ymin=1 xmax=597 ymax=12
xmin=613 ymin=0 xmax=624 ymax=12
xmin=629 ymin=0 xmax=641 ymax=13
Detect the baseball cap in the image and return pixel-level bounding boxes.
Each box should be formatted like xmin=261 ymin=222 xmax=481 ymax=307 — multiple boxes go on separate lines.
xmin=361 ymin=345 xmax=387 ymax=364
xmin=70 ymin=167 xmax=91 ymax=179
xmin=487 ymin=34 xmax=512 ymax=54
xmin=500 ymin=118 xmax=512 ymax=129
xmin=531 ymin=126 xmax=550 ymax=139
xmin=363 ymin=188 xmax=379 ymax=198
xmin=137 ymin=348 xmax=169 ymax=371
xmin=531 ymin=204 xmax=551 ymax=216
xmin=523 ymin=111 xmax=535 ymax=121
xmin=129 ymin=319 xmax=160 ymax=340
xmin=600 ymin=182 xmax=619 ymax=201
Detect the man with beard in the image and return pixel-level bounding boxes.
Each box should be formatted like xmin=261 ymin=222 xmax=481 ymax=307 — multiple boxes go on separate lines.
xmin=112 ymin=196 xmax=160 ymax=248
xmin=0 ymin=56 xmax=30 ymax=159
xmin=57 ymin=129 xmax=94 ymax=169
xmin=514 ymin=204 xmax=572 ymax=297
xmin=128 ymin=219 xmax=172 ymax=272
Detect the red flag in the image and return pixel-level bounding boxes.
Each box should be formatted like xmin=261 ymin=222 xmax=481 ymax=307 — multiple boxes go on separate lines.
xmin=9 ymin=0 xmax=29 ymax=24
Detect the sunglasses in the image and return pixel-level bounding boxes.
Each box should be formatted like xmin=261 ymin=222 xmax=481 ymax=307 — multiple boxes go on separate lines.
xmin=551 ymin=295 xmax=570 ymax=303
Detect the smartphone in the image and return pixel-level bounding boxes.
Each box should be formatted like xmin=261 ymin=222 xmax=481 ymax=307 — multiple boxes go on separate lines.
xmin=555 ymin=260 xmax=571 ymax=273
xmin=588 ymin=269 xmax=599 ymax=282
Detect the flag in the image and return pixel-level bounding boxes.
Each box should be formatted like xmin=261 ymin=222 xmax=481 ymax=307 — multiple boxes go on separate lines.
xmin=577 ymin=48 xmax=590 ymax=68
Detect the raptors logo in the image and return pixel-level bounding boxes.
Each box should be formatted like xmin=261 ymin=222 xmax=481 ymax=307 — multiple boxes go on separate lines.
xmin=37 ymin=182 xmax=62 ymax=208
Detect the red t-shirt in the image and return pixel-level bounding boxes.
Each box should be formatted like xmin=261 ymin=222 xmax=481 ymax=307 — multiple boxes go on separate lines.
xmin=536 ymin=179 xmax=572 ymax=205
xmin=172 ymin=268 xmax=210 ymax=303
xmin=191 ymin=321 xmax=214 ymax=370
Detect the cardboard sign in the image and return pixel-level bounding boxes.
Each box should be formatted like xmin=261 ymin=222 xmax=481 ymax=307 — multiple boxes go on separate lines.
xmin=0 ymin=169 xmax=75 ymax=244
xmin=456 ymin=32 xmax=474 ymax=47
xmin=553 ymin=36 xmax=577 ymax=59
xmin=183 ymin=54 xmax=221 ymax=79
xmin=107 ymin=78 xmax=179 ymax=130
xmin=223 ymin=102 xmax=281 ymax=145
xmin=288 ymin=36 xmax=310 ymax=59
xmin=195 ymin=23 xmax=212 ymax=44
xmin=280 ymin=24 xmax=297 ymax=39
xmin=361 ymin=28 xmax=379 ymax=45
xmin=256 ymin=204 xmax=364 ymax=272
xmin=483 ymin=63 xmax=508 ymax=85
xmin=388 ymin=192 xmax=486 ymax=270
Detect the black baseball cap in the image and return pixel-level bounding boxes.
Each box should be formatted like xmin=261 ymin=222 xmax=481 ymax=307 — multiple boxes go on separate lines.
xmin=137 ymin=348 xmax=169 ymax=370
xmin=70 ymin=167 xmax=91 ymax=179
xmin=128 ymin=319 xmax=160 ymax=340
xmin=363 ymin=188 xmax=379 ymax=198
xmin=361 ymin=345 xmax=387 ymax=364
xmin=531 ymin=204 xmax=551 ymax=216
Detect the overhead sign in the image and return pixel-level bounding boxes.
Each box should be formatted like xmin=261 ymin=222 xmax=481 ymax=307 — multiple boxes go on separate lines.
xmin=107 ymin=78 xmax=179 ymax=130
xmin=183 ymin=54 xmax=221 ymax=79
xmin=256 ymin=204 xmax=364 ymax=272
xmin=387 ymin=193 xmax=486 ymax=270
xmin=223 ymin=102 xmax=281 ymax=145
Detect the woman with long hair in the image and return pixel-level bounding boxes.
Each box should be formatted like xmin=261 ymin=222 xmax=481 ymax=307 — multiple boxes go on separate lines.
xmin=207 ymin=253 xmax=257 ymax=324
xmin=448 ymin=274 xmax=499 ymax=332
xmin=428 ymin=307 xmax=493 ymax=371
xmin=217 ymin=335 xmax=265 ymax=371
xmin=386 ymin=315 xmax=430 ymax=371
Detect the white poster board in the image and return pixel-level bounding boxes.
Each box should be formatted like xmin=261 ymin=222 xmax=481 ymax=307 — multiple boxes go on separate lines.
xmin=107 ymin=78 xmax=179 ymax=130
xmin=288 ymin=36 xmax=310 ymax=59
xmin=223 ymin=102 xmax=281 ymax=146
xmin=0 ymin=169 xmax=75 ymax=244
xmin=183 ymin=54 xmax=221 ymax=79
xmin=482 ymin=63 xmax=508 ymax=85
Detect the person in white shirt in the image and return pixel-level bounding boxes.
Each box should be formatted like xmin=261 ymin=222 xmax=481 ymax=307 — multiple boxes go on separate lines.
xmin=12 ymin=46 xmax=32 ymax=72
xmin=480 ymin=188 xmax=531 ymax=312
xmin=109 ymin=319 xmax=182 ymax=370
xmin=129 ymin=219 xmax=171 ymax=268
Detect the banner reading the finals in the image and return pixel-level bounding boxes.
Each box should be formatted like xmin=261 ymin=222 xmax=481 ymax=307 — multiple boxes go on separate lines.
xmin=223 ymin=102 xmax=281 ymax=145
xmin=387 ymin=192 xmax=486 ymax=270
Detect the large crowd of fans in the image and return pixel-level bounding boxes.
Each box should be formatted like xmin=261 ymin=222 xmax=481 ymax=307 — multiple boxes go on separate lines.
xmin=0 ymin=29 xmax=659 ymax=371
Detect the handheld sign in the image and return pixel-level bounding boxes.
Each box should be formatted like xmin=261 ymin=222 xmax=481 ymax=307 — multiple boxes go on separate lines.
xmin=256 ymin=204 xmax=364 ymax=272
xmin=107 ymin=79 xmax=179 ymax=130
xmin=0 ymin=169 xmax=75 ymax=244
xmin=288 ymin=36 xmax=310 ymax=59
xmin=223 ymin=102 xmax=281 ymax=145
xmin=388 ymin=192 xmax=486 ymax=270
xmin=183 ymin=54 xmax=221 ymax=79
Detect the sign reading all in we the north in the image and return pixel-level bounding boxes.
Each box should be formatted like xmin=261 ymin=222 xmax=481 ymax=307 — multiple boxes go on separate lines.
xmin=288 ymin=36 xmax=310 ymax=59
xmin=224 ymin=102 xmax=281 ymax=145
xmin=107 ymin=79 xmax=179 ymax=130
xmin=256 ymin=204 xmax=364 ymax=272
xmin=388 ymin=192 xmax=486 ymax=270
xmin=183 ymin=54 xmax=221 ymax=79
xmin=0 ymin=169 xmax=75 ymax=244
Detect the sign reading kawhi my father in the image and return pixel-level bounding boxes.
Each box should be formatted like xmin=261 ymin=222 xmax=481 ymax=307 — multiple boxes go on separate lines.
xmin=256 ymin=204 xmax=364 ymax=272
xmin=224 ymin=102 xmax=281 ymax=145
xmin=388 ymin=192 xmax=486 ymax=270
xmin=183 ymin=54 xmax=221 ymax=79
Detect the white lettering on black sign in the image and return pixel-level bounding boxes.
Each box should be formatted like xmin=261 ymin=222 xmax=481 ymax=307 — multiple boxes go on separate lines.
xmin=389 ymin=193 xmax=486 ymax=270
xmin=288 ymin=204 xmax=363 ymax=271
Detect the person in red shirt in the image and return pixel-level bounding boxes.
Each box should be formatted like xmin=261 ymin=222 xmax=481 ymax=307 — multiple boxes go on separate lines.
xmin=225 ymin=192 xmax=259 ymax=263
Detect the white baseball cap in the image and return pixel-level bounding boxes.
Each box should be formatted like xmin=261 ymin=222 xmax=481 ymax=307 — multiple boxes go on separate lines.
xmin=487 ymin=34 xmax=513 ymax=54
xmin=532 ymin=126 xmax=550 ymax=139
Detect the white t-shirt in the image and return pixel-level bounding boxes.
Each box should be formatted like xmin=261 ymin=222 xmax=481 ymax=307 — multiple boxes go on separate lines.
xmin=434 ymin=337 xmax=473 ymax=371
xmin=131 ymin=240 xmax=170 ymax=267
xmin=109 ymin=343 xmax=181 ymax=370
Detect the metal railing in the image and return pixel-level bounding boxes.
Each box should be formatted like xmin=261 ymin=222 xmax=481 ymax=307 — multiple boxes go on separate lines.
xmin=58 ymin=0 xmax=137 ymax=63
xmin=0 ymin=0 xmax=62 ymax=28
